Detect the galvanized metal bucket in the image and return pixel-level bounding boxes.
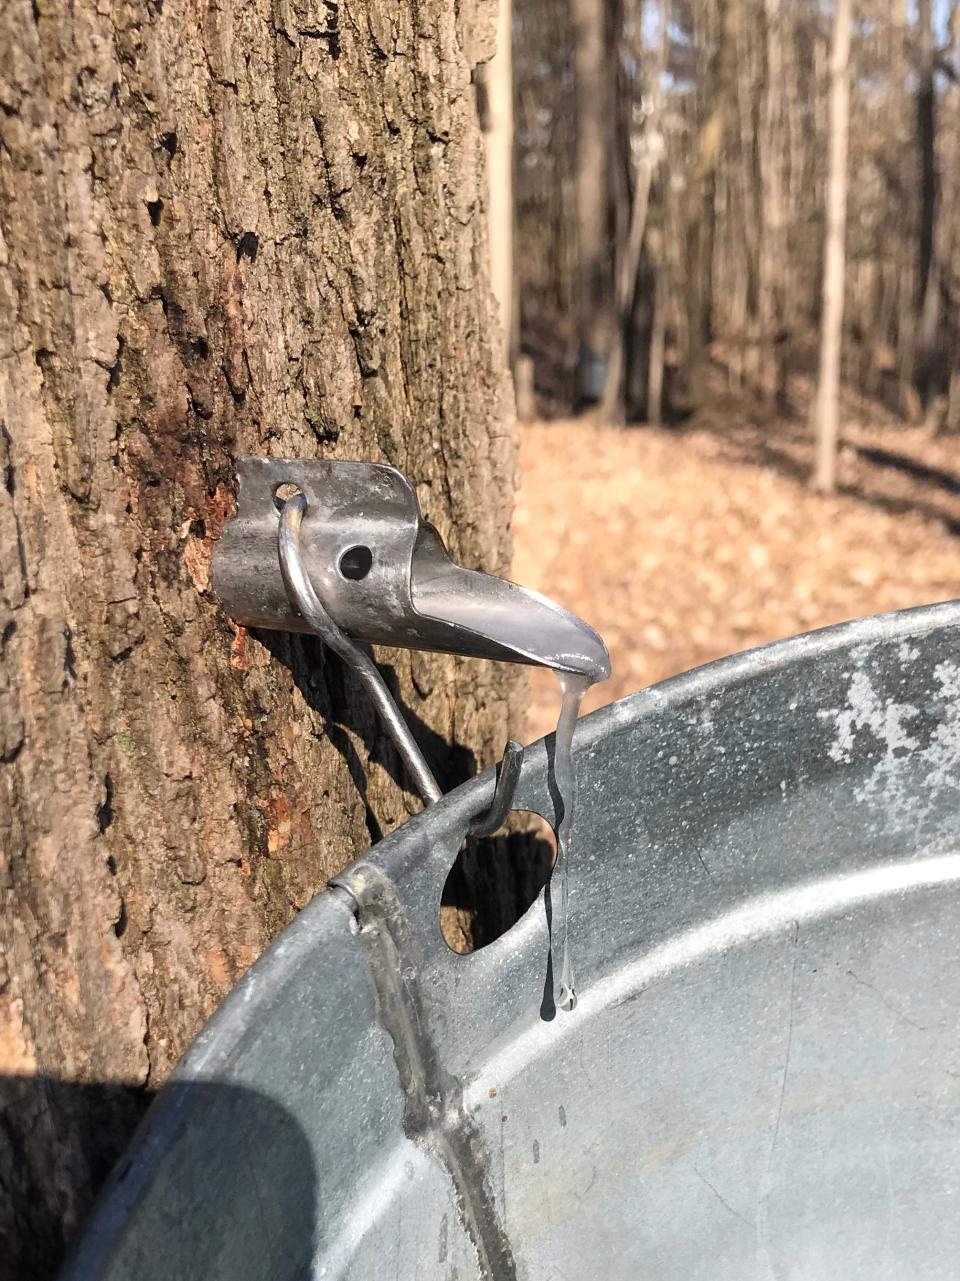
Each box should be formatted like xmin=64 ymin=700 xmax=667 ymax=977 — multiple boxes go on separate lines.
xmin=64 ymin=603 xmax=960 ymax=1280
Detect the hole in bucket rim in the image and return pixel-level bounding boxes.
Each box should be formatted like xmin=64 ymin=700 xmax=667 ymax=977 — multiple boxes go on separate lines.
xmin=440 ymin=811 xmax=557 ymax=955
xmin=273 ymin=481 xmax=303 ymax=511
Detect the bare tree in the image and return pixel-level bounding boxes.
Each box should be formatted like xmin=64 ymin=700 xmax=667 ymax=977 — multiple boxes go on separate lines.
xmin=813 ymin=0 xmax=853 ymax=493
xmin=758 ymin=0 xmax=788 ymax=405
xmin=601 ymin=0 xmax=668 ymax=424
xmin=682 ymin=0 xmax=743 ymax=410
xmin=915 ymin=0 xmax=943 ymax=425
xmin=0 ymin=0 xmax=522 ymax=1275
xmin=571 ymin=0 xmax=616 ymax=402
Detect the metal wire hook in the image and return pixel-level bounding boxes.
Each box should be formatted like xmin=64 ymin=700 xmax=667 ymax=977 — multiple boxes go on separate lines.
xmin=278 ymin=493 xmax=442 ymax=805
xmin=469 ymin=740 xmax=525 ymax=837
xmin=277 ymin=492 xmax=522 ymax=830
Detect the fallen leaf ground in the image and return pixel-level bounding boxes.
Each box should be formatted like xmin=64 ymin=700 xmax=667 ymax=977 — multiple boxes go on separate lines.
xmin=514 ymin=404 xmax=960 ymax=740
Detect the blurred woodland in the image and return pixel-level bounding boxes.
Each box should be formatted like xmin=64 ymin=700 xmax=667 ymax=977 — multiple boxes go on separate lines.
xmin=499 ymin=0 xmax=960 ymax=487
xmin=492 ymin=0 xmax=960 ymax=735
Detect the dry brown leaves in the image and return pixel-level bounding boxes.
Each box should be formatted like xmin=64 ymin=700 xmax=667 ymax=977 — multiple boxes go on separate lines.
xmin=514 ymin=411 xmax=960 ymax=740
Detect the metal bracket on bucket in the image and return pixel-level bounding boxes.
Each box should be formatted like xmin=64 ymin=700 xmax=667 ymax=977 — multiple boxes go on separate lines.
xmin=212 ymin=458 xmax=609 ymax=828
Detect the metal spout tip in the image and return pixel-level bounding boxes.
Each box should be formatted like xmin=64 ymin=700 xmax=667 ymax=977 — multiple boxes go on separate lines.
xmin=409 ymin=523 xmax=611 ymax=683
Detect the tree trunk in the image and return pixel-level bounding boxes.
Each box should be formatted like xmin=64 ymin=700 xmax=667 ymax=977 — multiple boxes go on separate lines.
xmin=571 ymin=0 xmax=615 ymax=402
xmin=0 ymin=1 xmax=522 ymax=1276
xmin=601 ymin=0 xmax=667 ymax=425
xmin=601 ymin=144 xmax=655 ymax=425
xmin=647 ymin=253 xmax=667 ymax=425
xmin=682 ymin=0 xmax=742 ymax=411
xmin=759 ymin=0 xmax=787 ymax=408
xmin=480 ymin=0 xmax=516 ymax=368
xmin=813 ymin=0 xmax=853 ymax=494
xmin=915 ymin=0 xmax=941 ymax=419
xmin=916 ymin=0 xmax=937 ymax=317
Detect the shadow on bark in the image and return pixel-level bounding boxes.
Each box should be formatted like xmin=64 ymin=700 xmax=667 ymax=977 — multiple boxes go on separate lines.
xmin=255 ymin=630 xmax=479 ymax=844
xmin=0 ymin=1075 xmax=318 ymax=1281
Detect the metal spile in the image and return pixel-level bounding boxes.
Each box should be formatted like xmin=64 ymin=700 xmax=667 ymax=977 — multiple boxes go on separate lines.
xmin=211 ymin=458 xmax=610 ymax=825
xmin=213 ymin=458 xmax=609 ymax=678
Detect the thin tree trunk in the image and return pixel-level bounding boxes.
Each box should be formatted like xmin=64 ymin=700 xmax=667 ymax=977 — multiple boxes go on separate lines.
xmin=600 ymin=160 xmax=654 ymax=423
xmin=734 ymin=8 xmax=762 ymax=390
xmin=943 ymin=2 xmax=960 ymax=431
xmin=813 ymin=0 xmax=853 ymax=494
xmin=0 ymin=1 xmax=522 ymax=1276
xmin=916 ymin=0 xmax=937 ymax=319
xmin=647 ymin=251 xmax=667 ymax=424
xmin=887 ymin=0 xmax=918 ymax=413
xmin=601 ymin=0 xmax=667 ymax=424
xmin=759 ymin=0 xmax=787 ymax=407
xmin=915 ymin=0 xmax=940 ymax=418
xmin=572 ymin=0 xmax=615 ymax=401
xmin=682 ymin=0 xmax=742 ymax=410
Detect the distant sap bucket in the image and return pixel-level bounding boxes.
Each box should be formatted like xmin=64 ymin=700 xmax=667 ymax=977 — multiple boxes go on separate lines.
xmin=579 ymin=349 xmax=610 ymax=402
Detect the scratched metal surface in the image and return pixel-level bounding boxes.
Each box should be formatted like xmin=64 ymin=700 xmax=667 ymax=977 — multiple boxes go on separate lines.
xmin=64 ymin=602 xmax=960 ymax=1281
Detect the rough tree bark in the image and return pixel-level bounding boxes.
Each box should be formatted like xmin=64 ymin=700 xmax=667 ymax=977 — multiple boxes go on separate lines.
xmin=813 ymin=0 xmax=853 ymax=493
xmin=0 ymin=0 xmax=522 ymax=1276
xmin=479 ymin=0 xmax=515 ymax=369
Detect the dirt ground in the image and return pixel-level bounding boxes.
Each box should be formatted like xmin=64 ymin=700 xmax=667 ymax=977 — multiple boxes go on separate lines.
xmin=514 ymin=402 xmax=960 ymax=740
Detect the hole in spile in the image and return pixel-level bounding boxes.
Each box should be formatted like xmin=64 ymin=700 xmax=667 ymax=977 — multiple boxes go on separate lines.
xmin=440 ymin=811 xmax=557 ymax=955
xmin=338 ymin=545 xmax=373 ymax=581
xmin=273 ymin=482 xmax=304 ymax=512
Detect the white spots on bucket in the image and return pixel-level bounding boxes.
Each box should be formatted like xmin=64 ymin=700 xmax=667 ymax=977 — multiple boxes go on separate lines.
xmin=921 ymin=661 xmax=960 ymax=794
xmin=932 ymin=659 xmax=960 ymax=700
xmin=818 ymin=669 xmax=919 ymax=773
xmin=817 ymin=653 xmax=960 ymax=825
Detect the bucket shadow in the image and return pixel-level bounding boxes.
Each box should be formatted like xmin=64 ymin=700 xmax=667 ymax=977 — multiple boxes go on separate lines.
xmin=0 ymin=1075 xmax=317 ymax=1281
